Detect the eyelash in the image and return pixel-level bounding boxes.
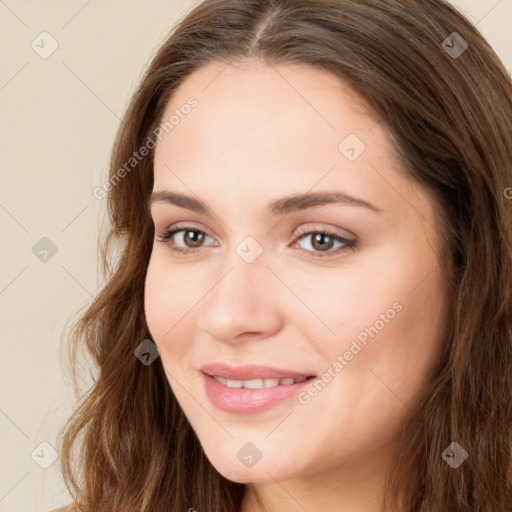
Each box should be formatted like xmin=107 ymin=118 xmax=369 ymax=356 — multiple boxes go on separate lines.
xmin=155 ymin=223 xmax=357 ymax=259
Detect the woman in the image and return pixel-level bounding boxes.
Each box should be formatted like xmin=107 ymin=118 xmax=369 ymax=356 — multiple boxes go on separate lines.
xmin=54 ymin=0 xmax=512 ymax=511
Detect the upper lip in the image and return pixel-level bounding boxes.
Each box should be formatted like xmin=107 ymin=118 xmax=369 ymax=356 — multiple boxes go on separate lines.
xmin=200 ymin=362 xmax=315 ymax=380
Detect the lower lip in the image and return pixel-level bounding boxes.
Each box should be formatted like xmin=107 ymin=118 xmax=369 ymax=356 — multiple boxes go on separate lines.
xmin=202 ymin=373 xmax=315 ymax=414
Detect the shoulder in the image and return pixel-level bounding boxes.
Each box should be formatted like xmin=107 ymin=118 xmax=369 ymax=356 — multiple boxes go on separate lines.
xmin=49 ymin=505 xmax=80 ymax=512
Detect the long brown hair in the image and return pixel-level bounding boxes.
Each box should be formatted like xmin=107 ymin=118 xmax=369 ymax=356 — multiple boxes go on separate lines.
xmin=57 ymin=1 xmax=512 ymax=510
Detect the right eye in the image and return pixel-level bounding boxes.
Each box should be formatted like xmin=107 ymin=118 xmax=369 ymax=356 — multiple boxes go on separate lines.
xmin=156 ymin=225 xmax=217 ymax=255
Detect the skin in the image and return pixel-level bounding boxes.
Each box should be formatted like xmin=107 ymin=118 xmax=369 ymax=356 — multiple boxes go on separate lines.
xmin=144 ymin=59 xmax=449 ymax=512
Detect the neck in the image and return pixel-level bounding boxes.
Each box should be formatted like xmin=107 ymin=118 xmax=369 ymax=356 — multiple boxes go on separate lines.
xmin=239 ymin=439 xmax=402 ymax=512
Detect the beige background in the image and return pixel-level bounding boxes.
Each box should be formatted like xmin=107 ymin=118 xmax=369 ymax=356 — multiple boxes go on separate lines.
xmin=1 ymin=1 xmax=511 ymax=510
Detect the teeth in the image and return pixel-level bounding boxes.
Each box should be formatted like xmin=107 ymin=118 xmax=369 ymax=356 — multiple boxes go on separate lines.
xmin=212 ymin=375 xmax=308 ymax=389
xmin=243 ymin=379 xmax=265 ymax=389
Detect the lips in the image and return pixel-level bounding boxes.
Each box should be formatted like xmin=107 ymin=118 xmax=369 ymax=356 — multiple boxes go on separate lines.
xmin=200 ymin=363 xmax=317 ymax=414
xmin=200 ymin=362 xmax=316 ymax=381
xmin=202 ymin=372 xmax=315 ymax=414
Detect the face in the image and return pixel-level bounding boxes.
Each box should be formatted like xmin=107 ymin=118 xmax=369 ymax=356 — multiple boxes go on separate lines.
xmin=144 ymin=59 xmax=449 ymax=489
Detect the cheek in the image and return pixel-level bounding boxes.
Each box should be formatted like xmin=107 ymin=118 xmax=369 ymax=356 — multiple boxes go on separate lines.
xmin=285 ymin=262 xmax=409 ymax=360
xmin=144 ymin=257 xmax=207 ymax=368
xmin=303 ymin=243 xmax=447 ymax=403
xmin=144 ymin=260 xmax=166 ymax=338
xmin=322 ymin=266 xmax=446 ymax=422
xmin=321 ymin=240 xmax=446 ymax=358
xmin=299 ymin=273 xmax=446 ymax=458
xmin=144 ymin=259 xmax=182 ymax=351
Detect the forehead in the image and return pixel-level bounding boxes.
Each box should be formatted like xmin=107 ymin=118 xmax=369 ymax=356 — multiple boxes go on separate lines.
xmin=152 ymin=59 xmax=421 ymax=218
xmin=156 ymin=59 xmax=376 ymax=152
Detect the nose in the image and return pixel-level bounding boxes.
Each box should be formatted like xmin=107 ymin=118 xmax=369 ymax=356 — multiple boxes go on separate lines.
xmin=199 ymin=251 xmax=283 ymax=344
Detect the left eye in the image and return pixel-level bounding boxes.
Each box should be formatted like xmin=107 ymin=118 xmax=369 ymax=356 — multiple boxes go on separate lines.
xmin=293 ymin=231 xmax=356 ymax=257
xmin=155 ymin=226 xmax=357 ymax=258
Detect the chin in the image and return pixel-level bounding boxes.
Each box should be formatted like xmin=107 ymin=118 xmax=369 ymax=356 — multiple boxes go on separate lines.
xmin=207 ymin=452 xmax=296 ymax=484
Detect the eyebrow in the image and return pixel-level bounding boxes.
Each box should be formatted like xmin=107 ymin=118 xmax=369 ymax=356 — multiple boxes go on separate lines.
xmin=148 ymin=190 xmax=381 ymax=216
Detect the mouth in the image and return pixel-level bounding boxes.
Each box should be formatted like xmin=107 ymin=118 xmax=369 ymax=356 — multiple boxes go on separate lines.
xmin=200 ymin=363 xmax=317 ymax=414
xmin=200 ymin=362 xmax=316 ymax=381
xmin=205 ymin=374 xmax=315 ymax=389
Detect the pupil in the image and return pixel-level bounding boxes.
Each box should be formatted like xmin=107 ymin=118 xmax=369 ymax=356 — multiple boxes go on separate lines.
xmin=313 ymin=233 xmax=333 ymax=251
xmin=185 ymin=230 xmax=204 ymax=247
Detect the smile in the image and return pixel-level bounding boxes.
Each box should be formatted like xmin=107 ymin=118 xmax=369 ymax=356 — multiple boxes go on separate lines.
xmin=211 ymin=375 xmax=309 ymax=388
xmin=202 ymin=373 xmax=316 ymax=414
